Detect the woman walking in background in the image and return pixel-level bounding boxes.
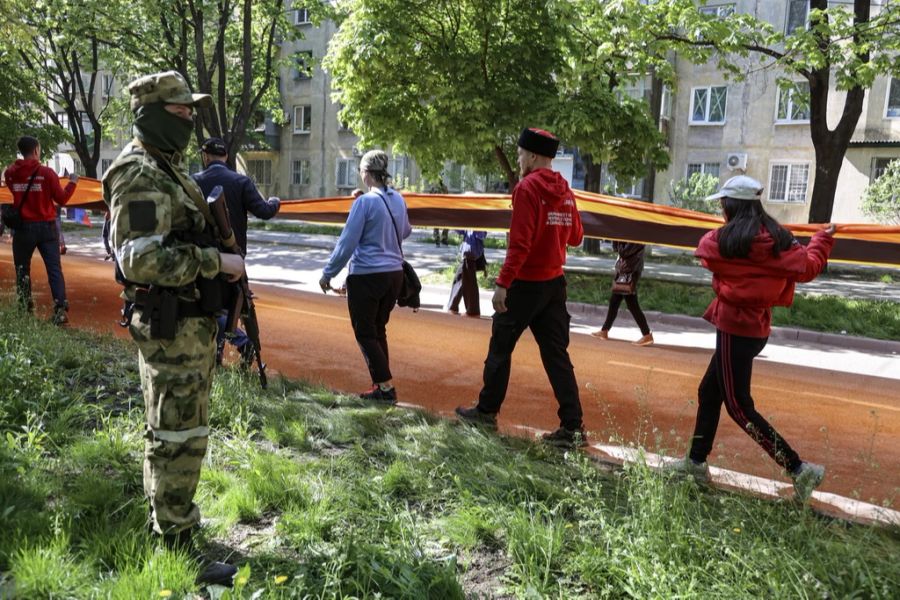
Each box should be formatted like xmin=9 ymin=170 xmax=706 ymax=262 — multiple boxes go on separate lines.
xmin=319 ymin=150 xmax=411 ymax=404
xmin=593 ymin=241 xmax=653 ymax=346
xmin=446 ymin=229 xmax=487 ymax=317
xmin=665 ymin=175 xmax=835 ymax=502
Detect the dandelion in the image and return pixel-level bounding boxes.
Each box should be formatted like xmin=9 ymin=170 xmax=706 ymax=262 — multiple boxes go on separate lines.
xmin=159 ymin=591 xmax=173 ymax=598
xmin=237 ymin=576 xmax=249 ymax=585
xmin=733 ymin=527 xmax=741 ymax=533
xmin=274 ymin=575 xmax=289 ymax=585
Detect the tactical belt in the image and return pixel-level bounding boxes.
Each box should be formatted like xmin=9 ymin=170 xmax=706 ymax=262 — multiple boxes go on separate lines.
xmin=133 ymin=285 xmax=207 ymax=340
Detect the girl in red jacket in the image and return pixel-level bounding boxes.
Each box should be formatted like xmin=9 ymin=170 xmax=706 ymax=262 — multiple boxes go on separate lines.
xmin=667 ymin=175 xmax=835 ymax=502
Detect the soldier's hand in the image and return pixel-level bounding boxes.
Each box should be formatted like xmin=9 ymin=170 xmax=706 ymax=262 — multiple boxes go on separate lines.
xmin=219 ymin=253 xmax=245 ymax=282
xmin=319 ymin=275 xmax=332 ymax=294
xmin=492 ymin=286 xmax=508 ymax=314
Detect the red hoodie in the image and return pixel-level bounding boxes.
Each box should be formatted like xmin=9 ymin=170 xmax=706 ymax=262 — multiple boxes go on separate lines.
xmin=3 ymin=159 xmax=76 ymax=222
xmin=695 ymin=227 xmax=834 ymax=338
xmin=496 ymin=168 xmax=583 ymax=287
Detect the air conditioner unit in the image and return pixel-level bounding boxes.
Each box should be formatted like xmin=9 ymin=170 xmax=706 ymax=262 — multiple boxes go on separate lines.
xmin=726 ymin=152 xmax=748 ymax=171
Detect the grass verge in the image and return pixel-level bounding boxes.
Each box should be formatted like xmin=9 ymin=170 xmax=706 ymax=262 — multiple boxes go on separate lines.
xmin=1 ymin=303 xmax=898 ymax=598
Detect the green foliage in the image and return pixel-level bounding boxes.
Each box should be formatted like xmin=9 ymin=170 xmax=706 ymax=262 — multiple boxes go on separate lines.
xmin=862 ymin=159 xmax=900 ymax=224
xmin=668 ymin=172 xmax=721 ymax=214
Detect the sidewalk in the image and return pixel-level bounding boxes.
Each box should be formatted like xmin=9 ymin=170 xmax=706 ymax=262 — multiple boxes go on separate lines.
xmin=59 ymin=224 xmax=900 ymax=380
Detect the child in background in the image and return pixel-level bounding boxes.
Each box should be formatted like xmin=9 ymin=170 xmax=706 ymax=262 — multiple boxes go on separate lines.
xmin=666 ymin=175 xmax=836 ymax=502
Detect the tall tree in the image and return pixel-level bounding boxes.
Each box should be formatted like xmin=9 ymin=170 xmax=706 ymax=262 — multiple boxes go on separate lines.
xmin=128 ymin=0 xmax=296 ymax=169
xmin=640 ymin=0 xmax=900 ymax=223
xmin=325 ymin=0 xmax=669 ymax=190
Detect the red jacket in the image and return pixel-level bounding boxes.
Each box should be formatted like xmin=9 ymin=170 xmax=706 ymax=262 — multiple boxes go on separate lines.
xmin=496 ymin=168 xmax=584 ymax=287
xmin=3 ymin=159 xmax=76 ymax=222
xmin=695 ymin=227 xmax=834 ymax=338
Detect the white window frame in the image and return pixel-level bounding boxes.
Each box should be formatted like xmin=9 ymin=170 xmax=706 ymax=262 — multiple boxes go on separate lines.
xmin=686 ymin=162 xmax=720 ymax=178
xmin=767 ymin=161 xmax=810 ymax=204
xmin=292 ymin=105 xmax=311 ymax=134
xmin=101 ymin=74 xmax=114 ymax=104
xmin=775 ymin=82 xmax=811 ymax=124
xmin=293 ymin=7 xmax=310 ymax=25
xmin=100 ymin=158 xmax=113 ymax=176
xmin=292 ymin=159 xmax=311 ymax=185
xmin=390 ymin=155 xmax=407 ymax=180
xmin=336 ymin=157 xmax=358 ymax=189
xmin=659 ymin=85 xmax=673 ymax=121
xmin=699 ymin=4 xmax=735 ymax=18
xmin=786 ymin=0 xmax=809 ymax=34
xmin=246 ymin=159 xmax=272 ymax=186
xmin=689 ymin=85 xmax=727 ymax=125
xmin=871 ymin=157 xmax=897 ymax=183
xmin=884 ymin=77 xmax=900 ymax=119
xmin=294 ymin=50 xmax=313 ymax=80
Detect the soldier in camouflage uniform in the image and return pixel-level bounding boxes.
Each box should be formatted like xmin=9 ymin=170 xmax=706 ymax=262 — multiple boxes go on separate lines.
xmin=103 ymin=72 xmax=244 ymax=583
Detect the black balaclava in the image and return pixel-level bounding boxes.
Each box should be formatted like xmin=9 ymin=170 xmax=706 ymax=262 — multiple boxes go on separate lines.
xmin=132 ymin=102 xmax=194 ymax=153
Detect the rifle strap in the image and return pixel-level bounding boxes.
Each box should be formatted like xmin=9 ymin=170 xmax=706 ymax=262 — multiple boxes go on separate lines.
xmin=133 ymin=138 xmax=226 ymax=243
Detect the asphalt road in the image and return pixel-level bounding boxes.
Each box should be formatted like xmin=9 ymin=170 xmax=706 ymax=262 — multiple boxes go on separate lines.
xmin=2 ymin=244 xmax=897 ymax=510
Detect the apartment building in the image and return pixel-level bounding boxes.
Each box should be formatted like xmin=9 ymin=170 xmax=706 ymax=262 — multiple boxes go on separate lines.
xmin=653 ymin=1 xmax=900 ymax=223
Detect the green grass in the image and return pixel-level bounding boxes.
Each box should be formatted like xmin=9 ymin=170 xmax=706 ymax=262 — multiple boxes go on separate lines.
xmin=0 ymin=302 xmax=898 ymax=598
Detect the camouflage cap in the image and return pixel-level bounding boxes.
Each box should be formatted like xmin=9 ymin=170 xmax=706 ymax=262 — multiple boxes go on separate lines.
xmin=128 ymin=71 xmax=212 ymax=111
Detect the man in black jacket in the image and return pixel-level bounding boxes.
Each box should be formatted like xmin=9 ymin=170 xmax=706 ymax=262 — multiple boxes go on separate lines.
xmin=192 ymin=137 xmax=280 ymax=365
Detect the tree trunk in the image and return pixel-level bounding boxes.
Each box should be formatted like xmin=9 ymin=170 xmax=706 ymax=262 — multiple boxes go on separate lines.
xmin=494 ymin=144 xmax=518 ymax=190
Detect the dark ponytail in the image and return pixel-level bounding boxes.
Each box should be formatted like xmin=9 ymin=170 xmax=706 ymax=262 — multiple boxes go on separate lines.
xmin=718 ymin=198 xmax=794 ymax=259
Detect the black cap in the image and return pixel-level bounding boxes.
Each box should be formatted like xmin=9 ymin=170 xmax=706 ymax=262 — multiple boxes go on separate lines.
xmin=201 ymin=137 xmax=227 ymax=156
xmin=517 ymin=128 xmax=559 ymax=158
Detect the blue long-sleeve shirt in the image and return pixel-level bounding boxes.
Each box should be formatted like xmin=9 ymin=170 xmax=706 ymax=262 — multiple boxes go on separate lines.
xmin=456 ymin=229 xmax=487 ymax=259
xmin=323 ymin=187 xmax=411 ymax=278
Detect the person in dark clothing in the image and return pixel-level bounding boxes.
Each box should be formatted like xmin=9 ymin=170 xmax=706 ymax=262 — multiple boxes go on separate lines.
xmin=191 ymin=137 xmax=280 ymax=366
xmin=663 ymin=175 xmax=836 ymax=503
xmin=592 ymin=241 xmax=653 ymax=345
xmin=446 ymin=229 xmax=487 ymax=317
xmin=456 ymin=128 xmax=586 ymax=448
xmin=4 ymin=135 xmax=78 ymax=323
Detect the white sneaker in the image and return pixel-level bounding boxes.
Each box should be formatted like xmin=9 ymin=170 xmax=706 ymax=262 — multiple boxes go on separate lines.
xmin=792 ymin=462 xmax=825 ymax=502
xmin=662 ymin=457 xmax=710 ymax=483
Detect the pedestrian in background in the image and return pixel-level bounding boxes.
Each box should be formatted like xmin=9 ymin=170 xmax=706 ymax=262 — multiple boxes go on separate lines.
xmin=3 ymin=135 xmax=78 ymax=324
xmin=665 ymin=175 xmax=835 ymax=503
xmin=446 ymin=229 xmax=487 ymax=317
xmin=592 ymin=241 xmax=653 ymax=346
xmin=320 ymin=149 xmax=411 ymax=404
xmin=104 ymin=71 xmax=243 ymax=585
xmin=456 ymin=128 xmax=586 ymax=448
xmin=192 ymin=136 xmax=280 ymax=367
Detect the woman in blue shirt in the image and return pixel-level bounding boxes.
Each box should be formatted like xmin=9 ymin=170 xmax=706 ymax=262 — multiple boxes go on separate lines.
xmin=319 ymin=150 xmax=411 ymax=403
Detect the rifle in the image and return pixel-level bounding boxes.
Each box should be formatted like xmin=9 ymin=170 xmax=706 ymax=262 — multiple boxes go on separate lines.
xmin=206 ymin=185 xmax=268 ymax=388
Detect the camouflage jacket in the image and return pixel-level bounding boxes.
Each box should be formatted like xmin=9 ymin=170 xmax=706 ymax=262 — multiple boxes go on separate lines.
xmin=103 ymin=141 xmax=220 ymax=299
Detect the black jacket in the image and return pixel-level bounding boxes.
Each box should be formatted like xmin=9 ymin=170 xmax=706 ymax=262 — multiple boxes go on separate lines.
xmin=613 ymin=241 xmax=645 ymax=283
xmin=192 ymin=161 xmax=279 ymax=254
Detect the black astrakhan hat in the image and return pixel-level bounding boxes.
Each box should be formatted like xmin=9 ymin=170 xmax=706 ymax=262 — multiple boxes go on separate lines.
xmin=201 ymin=137 xmax=227 ymax=156
xmin=517 ymin=128 xmax=559 ymax=158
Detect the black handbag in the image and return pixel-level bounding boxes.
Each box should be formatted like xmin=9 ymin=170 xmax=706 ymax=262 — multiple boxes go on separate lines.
xmin=375 ymin=189 xmax=421 ymax=310
xmin=2 ymin=168 xmax=40 ymax=230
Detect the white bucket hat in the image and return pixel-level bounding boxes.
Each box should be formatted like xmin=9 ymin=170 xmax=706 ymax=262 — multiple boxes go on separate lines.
xmin=705 ymin=175 xmax=764 ymax=201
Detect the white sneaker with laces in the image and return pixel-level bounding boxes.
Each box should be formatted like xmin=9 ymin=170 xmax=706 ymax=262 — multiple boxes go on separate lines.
xmin=792 ymin=462 xmax=825 ymax=502
xmin=662 ymin=457 xmax=710 ymax=483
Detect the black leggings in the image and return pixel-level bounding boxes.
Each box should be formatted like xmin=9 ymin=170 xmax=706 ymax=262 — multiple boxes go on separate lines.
xmin=602 ymin=292 xmax=650 ymax=335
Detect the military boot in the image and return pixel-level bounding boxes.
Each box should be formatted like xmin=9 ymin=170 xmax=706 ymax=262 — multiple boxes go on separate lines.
xmin=160 ymin=528 xmax=237 ymax=588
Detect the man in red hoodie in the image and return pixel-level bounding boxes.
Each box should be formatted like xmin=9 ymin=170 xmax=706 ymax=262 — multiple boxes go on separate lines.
xmin=456 ymin=128 xmax=586 ymax=447
xmin=4 ymin=136 xmax=78 ymax=323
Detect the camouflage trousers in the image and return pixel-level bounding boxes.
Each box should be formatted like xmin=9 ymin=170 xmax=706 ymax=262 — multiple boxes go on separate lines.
xmin=131 ymin=311 xmax=217 ymax=535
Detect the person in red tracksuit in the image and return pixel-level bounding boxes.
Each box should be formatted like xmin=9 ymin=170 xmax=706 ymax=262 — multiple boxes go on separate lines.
xmin=4 ymin=136 xmax=78 ymax=323
xmin=665 ymin=175 xmax=836 ymax=503
xmin=456 ymin=128 xmax=586 ymax=448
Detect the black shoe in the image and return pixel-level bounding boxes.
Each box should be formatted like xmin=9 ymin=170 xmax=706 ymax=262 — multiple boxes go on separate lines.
xmin=542 ymin=427 xmax=587 ymax=448
xmin=196 ymin=561 xmax=238 ymax=587
xmin=360 ymin=385 xmax=397 ymax=405
xmin=51 ymin=303 xmax=69 ymax=326
xmin=455 ymin=405 xmax=498 ymax=430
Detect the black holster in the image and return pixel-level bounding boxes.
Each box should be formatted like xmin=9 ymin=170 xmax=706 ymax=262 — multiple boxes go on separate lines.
xmin=197 ymin=276 xmax=226 ymax=314
xmin=134 ymin=286 xmax=206 ymax=340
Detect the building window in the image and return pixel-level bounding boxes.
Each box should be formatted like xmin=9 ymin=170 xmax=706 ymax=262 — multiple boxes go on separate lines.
xmin=769 ymin=163 xmax=810 ymax=203
xmin=690 ymin=85 xmax=727 ymax=124
xmin=336 ymin=157 xmax=358 ymax=188
xmin=445 ymin=163 xmax=463 ymax=192
xmin=686 ymin=162 xmax=720 ymax=178
xmin=293 ymin=7 xmax=310 ymax=25
xmin=294 ymin=51 xmax=313 ymax=80
xmin=246 ymin=159 xmax=272 ymax=186
xmin=786 ymin=0 xmax=808 ymax=33
xmin=660 ymin=85 xmax=673 ymax=121
xmin=100 ymin=158 xmax=112 ymax=176
xmin=871 ymin=158 xmax=897 ymax=182
xmin=293 ymin=105 xmax=311 ymax=134
xmin=886 ymin=77 xmax=900 ymax=118
xmin=292 ymin=159 xmax=311 ymax=185
xmin=55 ymin=111 xmax=70 ymax=129
xmin=776 ymin=82 xmax=811 ymax=123
xmin=390 ymin=155 xmax=407 ymax=180
xmin=699 ymin=4 xmax=735 ymax=17
xmin=72 ymin=158 xmax=83 ymax=175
